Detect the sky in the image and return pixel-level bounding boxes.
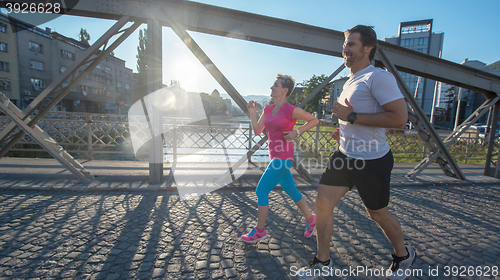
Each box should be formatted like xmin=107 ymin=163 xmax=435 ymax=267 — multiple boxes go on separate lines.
xmin=25 ymin=0 xmax=500 ymax=99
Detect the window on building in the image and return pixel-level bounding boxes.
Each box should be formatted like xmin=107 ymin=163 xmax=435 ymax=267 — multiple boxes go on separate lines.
xmin=105 ymin=66 xmax=112 ymax=74
xmin=0 ymin=42 xmax=7 ymax=52
xmin=96 ymin=63 xmax=104 ymax=70
xmin=31 ymin=78 xmax=46 ymax=89
xmin=117 ymin=81 xmax=122 ymax=88
xmin=0 ymin=23 xmax=6 ymax=33
xmin=125 ymin=73 xmax=129 ymax=79
xmin=61 ymin=83 xmax=78 ymax=92
xmin=125 ymin=83 xmax=130 ymax=90
xmin=60 ymin=66 xmax=67 ymax=73
xmin=61 ymin=50 xmax=76 ymax=61
xmin=95 ymin=75 xmax=105 ymax=83
xmin=30 ymin=60 xmax=44 ymax=70
xmin=0 ymin=79 xmax=10 ymax=90
xmin=29 ymin=41 xmax=43 ymax=53
xmin=106 ymin=78 xmax=112 ymax=85
xmin=0 ymin=61 xmax=9 ymax=72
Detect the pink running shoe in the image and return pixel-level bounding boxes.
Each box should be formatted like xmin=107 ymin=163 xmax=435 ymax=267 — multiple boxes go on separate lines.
xmin=304 ymin=215 xmax=316 ymax=238
xmin=241 ymin=226 xmax=267 ymax=243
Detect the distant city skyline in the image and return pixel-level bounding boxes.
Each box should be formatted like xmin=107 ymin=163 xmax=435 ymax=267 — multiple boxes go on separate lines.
xmin=16 ymin=0 xmax=500 ymax=98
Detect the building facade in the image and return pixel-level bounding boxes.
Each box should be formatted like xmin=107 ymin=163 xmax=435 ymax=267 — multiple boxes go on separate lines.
xmin=320 ymin=76 xmax=348 ymax=122
xmin=0 ymin=14 xmax=20 ymax=104
xmin=0 ymin=12 xmax=134 ymax=114
xmin=383 ymin=19 xmax=444 ymax=115
xmin=456 ymin=59 xmax=500 ymax=126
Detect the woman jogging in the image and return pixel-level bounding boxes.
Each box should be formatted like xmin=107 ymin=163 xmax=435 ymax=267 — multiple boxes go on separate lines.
xmin=241 ymin=74 xmax=319 ymax=243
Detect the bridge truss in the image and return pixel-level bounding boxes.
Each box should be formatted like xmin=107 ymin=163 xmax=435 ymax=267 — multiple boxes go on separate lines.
xmin=1 ymin=0 xmax=500 ymax=184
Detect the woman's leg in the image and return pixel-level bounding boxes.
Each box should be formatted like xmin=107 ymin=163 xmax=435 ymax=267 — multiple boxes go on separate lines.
xmin=254 ymin=159 xmax=288 ymax=228
xmin=278 ymin=160 xmax=317 ymax=237
xmin=278 ymin=162 xmax=312 ymax=218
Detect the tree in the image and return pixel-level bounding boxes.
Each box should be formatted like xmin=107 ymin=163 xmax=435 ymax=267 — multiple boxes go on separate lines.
xmin=290 ymin=74 xmax=331 ymax=113
xmin=134 ymin=28 xmax=148 ymax=100
xmin=79 ymin=28 xmax=91 ymax=44
xmin=486 ymin=61 xmax=500 ymax=70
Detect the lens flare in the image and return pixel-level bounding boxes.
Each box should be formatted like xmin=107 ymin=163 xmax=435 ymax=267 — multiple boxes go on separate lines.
xmin=153 ymin=89 xmax=176 ymax=111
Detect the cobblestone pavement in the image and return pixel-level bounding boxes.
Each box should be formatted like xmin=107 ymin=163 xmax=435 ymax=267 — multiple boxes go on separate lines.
xmin=0 ymin=185 xmax=499 ymax=279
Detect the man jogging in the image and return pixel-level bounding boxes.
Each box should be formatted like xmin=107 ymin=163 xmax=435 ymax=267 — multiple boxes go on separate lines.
xmin=297 ymin=25 xmax=416 ymax=280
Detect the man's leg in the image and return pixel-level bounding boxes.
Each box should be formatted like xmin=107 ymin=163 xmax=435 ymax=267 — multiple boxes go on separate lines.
xmin=297 ymin=151 xmax=353 ymax=279
xmin=365 ymin=206 xmax=407 ymax=257
xmin=366 ymin=206 xmax=416 ymax=280
xmin=315 ymin=184 xmax=349 ymax=261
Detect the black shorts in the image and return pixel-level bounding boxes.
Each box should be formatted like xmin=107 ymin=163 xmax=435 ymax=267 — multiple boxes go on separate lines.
xmin=319 ymin=150 xmax=394 ymax=210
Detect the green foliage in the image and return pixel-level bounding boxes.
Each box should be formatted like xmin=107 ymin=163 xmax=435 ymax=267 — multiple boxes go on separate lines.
xmin=486 ymin=61 xmax=500 ymax=70
xmin=79 ymin=28 xmax=91 ymax=43
xmin=136 ymin=29 xmax=147 ymax=73
xmin=135 ymin=28 xmax=148 ymax=101
xmin=290 ymin=74 xmax=331 ymax=113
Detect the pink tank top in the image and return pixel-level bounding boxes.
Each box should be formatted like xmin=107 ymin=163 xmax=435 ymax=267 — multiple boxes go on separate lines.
xmin=263 ymin=103 xmax=297 ymax=161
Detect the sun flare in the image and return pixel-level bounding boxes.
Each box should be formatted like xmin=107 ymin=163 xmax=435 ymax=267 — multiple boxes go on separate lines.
xmin=169 ymin=55 xmax=205 ymax=92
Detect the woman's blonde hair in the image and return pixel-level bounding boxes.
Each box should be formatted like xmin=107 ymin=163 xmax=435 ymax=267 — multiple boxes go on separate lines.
xmin=276 ymin=74 xmax=295 ymax=97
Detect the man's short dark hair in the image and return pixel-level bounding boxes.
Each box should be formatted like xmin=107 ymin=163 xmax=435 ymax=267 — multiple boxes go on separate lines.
xmin=345 ymin=25 xmax=378 ymax=61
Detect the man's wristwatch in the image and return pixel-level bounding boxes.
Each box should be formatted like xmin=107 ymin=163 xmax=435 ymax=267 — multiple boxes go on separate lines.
xmin=296 ymin=129 xmax=300 ymax=136
xmin=347 ymin=112 xmax=357 ymax=124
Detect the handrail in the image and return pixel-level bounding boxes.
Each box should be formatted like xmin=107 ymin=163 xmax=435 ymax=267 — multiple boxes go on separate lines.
xmin=0 ymin=113 xmax=496 ymax=164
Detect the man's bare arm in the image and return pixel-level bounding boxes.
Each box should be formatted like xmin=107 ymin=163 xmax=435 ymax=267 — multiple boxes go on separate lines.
xmin=332 ymin=98 xmax=407 ymax=129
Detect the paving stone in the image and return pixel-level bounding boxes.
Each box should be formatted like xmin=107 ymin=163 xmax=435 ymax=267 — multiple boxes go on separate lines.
xmin=195 ymin=261 xmax=208 ymax=269
xmin=0 ymin=183 xmax=498 ymax=279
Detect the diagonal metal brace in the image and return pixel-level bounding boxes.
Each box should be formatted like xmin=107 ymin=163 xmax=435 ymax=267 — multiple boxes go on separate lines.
xmin=408 ymin=97 xmax=499 ymax=178
xmin=0 ymin=93 xmax=92 ymax=183
xmin=0 ymin=17 xmax=140 ymax=159
xmin=161 ymin=8 xmax=342 ymax=183
xmin=377 ymin=48 xmax=465 ymax=180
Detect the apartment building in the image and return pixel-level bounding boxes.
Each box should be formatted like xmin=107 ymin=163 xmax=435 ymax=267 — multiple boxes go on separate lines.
xmin=0 ymin=12 xmax=134 ymax=113
xmin=383 ymin=19 xmax=444 ymax=115
xmin=0 ymin=14 xmax=19 ymax=104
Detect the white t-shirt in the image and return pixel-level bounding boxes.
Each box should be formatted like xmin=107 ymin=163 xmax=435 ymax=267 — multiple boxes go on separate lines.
xmin=338 ymin=65 xmax=404 ymax=160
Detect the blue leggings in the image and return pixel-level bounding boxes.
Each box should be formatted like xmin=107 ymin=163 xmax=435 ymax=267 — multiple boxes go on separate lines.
xmin=256 ymin=159 xmax=303 ymax=206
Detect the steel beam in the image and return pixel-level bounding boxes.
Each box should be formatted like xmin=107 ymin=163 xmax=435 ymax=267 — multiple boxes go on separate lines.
xmin=0 ymin=17 xmax=140 ymax=157
xmin=377 ymin=49 xmax=465 ymax=180
xmin=146 ymin=19 xmax=164 ymax=184
xmin=0 ymin=17 xmax=140 ymax=183
xmin=0 ymin=93 xmax=92 ymax=183
xmin=410 ymin=96 xmax=499 ymax=178
xmin=484 ymin=101 xmax=500 ymax=177
xmin=0 ymin=16 xmax=134 ymax=147
xmin=160 ymin=8 xmax=316 ymax=182
xmin=3 ymin=0 xmax=500 ymax=179
xmin=33 ymin=0 xmax=500 ymax=98
xmin=206 ymin=64 xmax=346 ymax=183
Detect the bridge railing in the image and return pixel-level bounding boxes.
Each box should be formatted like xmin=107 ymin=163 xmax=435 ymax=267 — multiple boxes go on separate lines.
xmin=0 ymin=112 xmax=496 ymax=164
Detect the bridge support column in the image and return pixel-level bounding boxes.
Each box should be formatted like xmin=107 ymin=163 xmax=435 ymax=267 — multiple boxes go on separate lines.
xmin=147 ymin=19 xmax=164 ymax=184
